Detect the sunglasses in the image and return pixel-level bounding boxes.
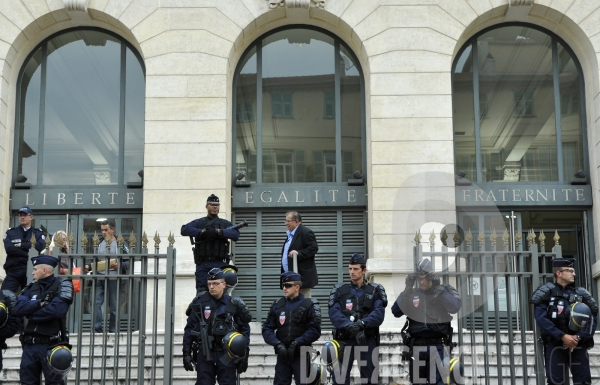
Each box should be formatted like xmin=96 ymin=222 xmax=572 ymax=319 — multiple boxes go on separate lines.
xmin=283 ymin=283 xmax=296 ymax=288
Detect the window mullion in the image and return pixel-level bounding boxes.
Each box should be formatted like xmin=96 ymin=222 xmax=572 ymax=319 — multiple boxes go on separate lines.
xmin=257 ymin=43 xmax=263 ymax=184
xmin=38 ymin=43 xmax=48 ymax=186
xmin=119 ymin=42 xmax=126 ymax=186
xmin=335 ymin=40 xmax=342 ymax=183
xmin=472 ymin=41 xmax=482 ymax=183
xmin=552 ymin=37 xmax=564 ymax=183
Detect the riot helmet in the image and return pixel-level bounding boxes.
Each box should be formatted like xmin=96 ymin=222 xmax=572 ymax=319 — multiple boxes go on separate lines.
xmin=220 ymin=331 xmax=246 ymax=365
xmin=46 ymin=344 xmax=73 ymax=375
xmin=322 ymin=340 xmax=345 ymax=367
xmin=416 ymin=259 xmax=434 ymax=275
xmin=220 ymin=265 xmax=239 ymax=289
xmin=0 ymin=302 xmax=7 ymax=328
xmin=0 ymin=290 xmax=16 ymax=311
xmin=444 ymin=356 xmax=465 ymax=384
xmin=569 ymin=302 xmax=594 ymax=334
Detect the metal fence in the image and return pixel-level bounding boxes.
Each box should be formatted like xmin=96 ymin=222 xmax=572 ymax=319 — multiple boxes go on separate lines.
xmin=414 ymin=228 xmax=562 ymax=385
xmin=32 ymin=231 xmax=177 ymax=385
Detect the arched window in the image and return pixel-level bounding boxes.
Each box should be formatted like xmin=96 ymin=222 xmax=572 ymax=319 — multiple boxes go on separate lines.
xmin=15 ymin=29 xmax=145 ymax=187
xmin=452 ymin=25 xmax=586 ymax=183
xmin=233 ymin=27 xmax=364 ymax=184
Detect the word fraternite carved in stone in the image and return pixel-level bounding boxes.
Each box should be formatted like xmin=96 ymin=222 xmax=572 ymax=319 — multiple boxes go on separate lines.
xmin=63 ymin=0 xmax=90 ymax=12
xmin=268 ymin=0 xmax=325 ymax=9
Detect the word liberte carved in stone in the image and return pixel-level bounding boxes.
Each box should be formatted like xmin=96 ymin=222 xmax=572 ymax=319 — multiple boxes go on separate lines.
xmin=268 ymin=0 xmax=326 ymax=9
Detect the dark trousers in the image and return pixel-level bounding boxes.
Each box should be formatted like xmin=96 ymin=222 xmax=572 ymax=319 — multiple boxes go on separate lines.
xmin=195 ymin=348 xmax=237 ymax=385
xmin=94 ymin=278 xmax=118 ymax=332
xmin=2 ymin=265 xmax=27 ymax=293
xmin=20 ymin=343 xmax=65 ymax=385
xmin=409 ymin=344 xmax=445 ymax=385
xmin=332 ymin=336 xmax=378 ymax=385
xmin=195 ymin=261 xmax=226 ymax=292
xmin=545 ymin=341 xmax=591 ymax=385
xmin=273 ymin=351 xmax=312 ymax=385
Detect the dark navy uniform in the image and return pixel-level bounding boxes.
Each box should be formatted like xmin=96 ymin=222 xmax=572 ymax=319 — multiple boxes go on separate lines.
xmin=181 ymin=195 xmax=240 ymax=291
xmin=0 ymin=290 xmax=22 ymax=371
xmin=183 ymin=292 xmax=251 ymax=385
xmin=531 ymin=258 xmax=598 ymax=385
xmin=2 ymin=225 xmax=45 ymax=293
xmin=328 ymin=270 xmax=387 ymax=385
xmin=262 ymin=288 xmax=321 ymax=384
xmin=13 ymin=256 xmax=73 ymax=385
xmin=392 ymin=271 xmax=462 ymax=385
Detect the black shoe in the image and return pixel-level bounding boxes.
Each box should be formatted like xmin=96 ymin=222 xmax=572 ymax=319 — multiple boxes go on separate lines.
xmin=94 ymin=328 xmax=103 ymax=333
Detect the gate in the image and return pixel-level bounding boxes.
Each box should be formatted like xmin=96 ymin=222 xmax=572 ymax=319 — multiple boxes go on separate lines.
xmin=39 ymin=231 xmax=176 ymax=385
xmin=414 ymin=228 xmax=562 ymax=385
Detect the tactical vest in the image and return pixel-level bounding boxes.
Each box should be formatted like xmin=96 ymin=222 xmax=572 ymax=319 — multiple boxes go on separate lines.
xmin=193 ymin=217 xmax=230 ymax=263
xmin=274 ymin=298 xmax=313 ymax=345
xmin=193 ymin=293 xmax=237 ymax=348
xmin=546 ymin=285 xmax=581 ymax=335
xmin=402 ymin=287 xmax=453 ymax=337
xmin=23 ymin=279 xmax=63 ymax=337
xmin=338 ymin=284 xmax=379 ymax=336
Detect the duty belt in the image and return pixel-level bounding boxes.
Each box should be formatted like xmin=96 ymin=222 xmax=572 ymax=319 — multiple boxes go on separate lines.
xmin=412 ymin=337 xmax=444 ymax=346
xmin=205 ymin=256 xmax=226 ymax=262
xmin=20 ymin=335 xmax=60 ymax=345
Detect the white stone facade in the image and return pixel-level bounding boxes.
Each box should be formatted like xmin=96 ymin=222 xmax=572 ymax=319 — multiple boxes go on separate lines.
xmin=0 ymin=0 xmax=600 ymax=331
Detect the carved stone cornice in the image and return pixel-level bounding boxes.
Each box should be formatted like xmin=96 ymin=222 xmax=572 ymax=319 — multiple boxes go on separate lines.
xmin=267 ymin=0 xmax=325 ymax=9
xmin=63 ymin=0 xmax=90 ymax=12
xmin=509 ymin=0 xmax=534 ymax=5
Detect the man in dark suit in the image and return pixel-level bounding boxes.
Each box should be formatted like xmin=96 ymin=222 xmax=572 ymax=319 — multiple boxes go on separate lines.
xmin=281 ymin=212 xmax=319 ymax=297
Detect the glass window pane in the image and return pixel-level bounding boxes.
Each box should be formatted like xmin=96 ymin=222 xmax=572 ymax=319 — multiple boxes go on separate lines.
xmin=17 ymin=48 xmax=43 ymax=186
xmin=340 ymin=45 xmax=362 ymax=181
xmin=453 ymin=44 xmax=476 ymax=181
xmin=557 ymin=43 xmax=584 ymax=181
xmin=125 ymin=48 xmax=145 ymax=184
xmin=261 ymin=29 xmax=335 ymax=183
xmin=42 ymin=31 xmax=122 ymax=185
xmin=478 ymin=27 xmax=556 ymax=182
xmin=235 ymin=46 xmax=257 ymax=183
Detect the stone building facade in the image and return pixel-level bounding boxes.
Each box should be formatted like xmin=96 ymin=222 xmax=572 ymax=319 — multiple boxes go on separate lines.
xmin=0 ymin=0 xmax=600 ymax=331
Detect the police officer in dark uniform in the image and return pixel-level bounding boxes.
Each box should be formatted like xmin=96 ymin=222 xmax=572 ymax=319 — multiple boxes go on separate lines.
xmin=181 ymin=194 xmax=240 ymax=292
xmin=2 ymin=206 xmax=45 ymax=293
xmin=0 ymin=289 xmax=21 ymax=371
xmin=182 ymin=268 xmax=252 ymax=385
xmin=13 ymin=255 xmax=73 ymax=385
xmin=262 ymin=271 xmax=321 ymax=385
xmin=328 ymin=253 xmax=387 ymax=385
xmin=391 ymin=259 xmax=462 ymax=385
xmin=531 ymin=258 xmax=598 ymax=385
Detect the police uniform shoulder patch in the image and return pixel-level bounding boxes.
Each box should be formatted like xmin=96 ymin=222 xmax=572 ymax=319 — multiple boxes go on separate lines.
xmin=328 ymin=284 xmax=342 ymax=308
xmin=531 ymin=282 xmax=555 ymax=305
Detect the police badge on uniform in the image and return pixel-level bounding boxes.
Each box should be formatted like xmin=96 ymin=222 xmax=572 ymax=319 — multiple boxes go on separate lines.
xmin=279 ymin=311 xmax=286 ymax=325
xmin=204 ymin=306 xmax=211 ymax=319
xmin=557 ymin=301 xmax=564 ymax=314
xmin=346 ymin=299 xmax=353 ymax=311
xmin=413 ymin=296 xmax=420 ymax=307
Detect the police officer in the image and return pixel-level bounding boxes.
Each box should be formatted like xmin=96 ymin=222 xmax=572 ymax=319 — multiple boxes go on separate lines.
xmin=0 ymin=289 xmax=21 ymax=371
xmin=182 ymin=268 xmax=252 ymax=385
xmin=13 ymin=255 xmax=73 ymax=385
xmin=391 ymin=259 xmax=462 ymax=385
xmin=181 ymin=194 xmax=240 ymax=292
xmin=531 ymin=258 xmax=598 ymax=385
xmin=262 ymin=271 xmax=321 ymax=385
xmin=328 ymin=253 xmax=387 ymax=385
xmin=2 ymin=206 xmax=45 ymax=293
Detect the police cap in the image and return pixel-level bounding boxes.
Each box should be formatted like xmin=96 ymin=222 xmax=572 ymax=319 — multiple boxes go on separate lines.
xmin=207 ymin=268 xmax=225 ymax=281
xmin=31 ymin=255 xmax=59 ymax=268
xmin=207 ymin=194 xmax=220 ymax=203
xmin=18 ymin=206 xmax=33 ymax=215
xmin=281 ymin=271 xmax=301 ymax=284
xmin=552 ymin=258 xmax=575 ymax=268
xmin=349 ymin=253 xmax=366 ymax=265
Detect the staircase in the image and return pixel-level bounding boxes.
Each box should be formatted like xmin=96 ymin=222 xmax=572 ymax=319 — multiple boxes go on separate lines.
xmin=0 ymin=328 xmax=599 ymax=384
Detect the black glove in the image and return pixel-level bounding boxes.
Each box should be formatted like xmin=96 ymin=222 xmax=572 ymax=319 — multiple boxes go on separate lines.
xmin=355 ymin=330 xmax=367 ymax=345
xmin=286 ymin=340 xmax=298 ymax=361
xmin=428 ymin=273 xmax=441 ymax=287
xmin=183 ymin=348 xmax=194 ymax=372
xmin=237 ymin=347 xmax=249 ymax=373
xmin=204 ymin=228 xmax=217 ymax=240
xmin=275 ymin=342 xmax=287 ymax=357
xmin=59 ymin=280 xmax=74 ymax=304
xmin=345 ymin=322 xmax=362 ymax=338
xmin=405 ymin=273 xmax=417 ymax=288
xmin=20 ymin=241 xmax=31 ymax=250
